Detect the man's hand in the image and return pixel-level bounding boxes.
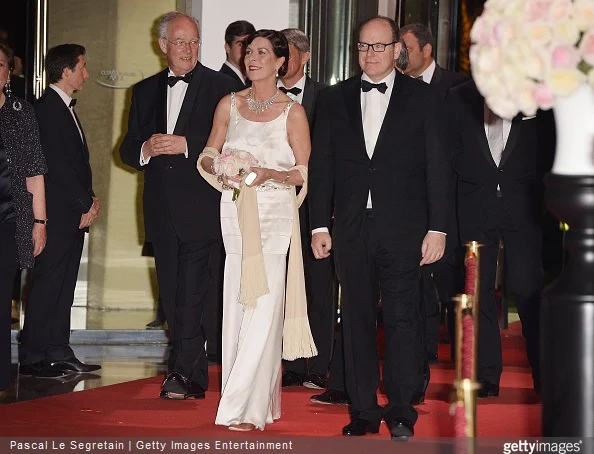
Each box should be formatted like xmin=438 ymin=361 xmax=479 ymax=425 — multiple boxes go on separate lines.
xmin=79 ymin=197 xmax=100 ymax=229
xmin=142 ymin=134 xmax=187 ymax=159
xmin=32 ymin=223 xmax=47 ymax=256
xmin=420 ymin=231 xmax=446 ymax=265
xmin=312 ymin=232 xmax=332 ymax=259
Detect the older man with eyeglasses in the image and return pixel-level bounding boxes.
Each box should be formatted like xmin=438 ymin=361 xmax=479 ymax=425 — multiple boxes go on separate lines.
xmin=308 ymin=16 xmax=451 ymax=441
xmin=120 ymin=11 xmax=235 ymax=401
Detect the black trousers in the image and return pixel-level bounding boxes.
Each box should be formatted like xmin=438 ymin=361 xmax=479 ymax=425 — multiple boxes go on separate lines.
xmin=335 ymin=214 xmax=422 ymax=426
xmin=422 ymin=253 xmax=463 ymax=359
xmin=152 ymin=222 xmax=216 ymax=391
xmin=0 ymin=223 xmax=17 ymax=390
xmin=468 ymin=198 xmax=543 ymax=386
xmin=204 ymin=241 xmax=224 ymax=360
xmin=20 ymin=228 xmax=84 ymax=364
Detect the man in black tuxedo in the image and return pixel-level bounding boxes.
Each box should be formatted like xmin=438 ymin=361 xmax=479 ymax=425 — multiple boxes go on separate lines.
xmin=309 ymin=16 xmax=450 ymax=441
xmin=446 ymin=79 xmax=546 ymax=397
xmin=120 ymin=11 xmax=234 ymax=400
xmin=219 ymin=20 xmax=255 ymax=91
xmin=277 ymin=28 xmax=338 ymax=393
xmin=20 ymin=44 xmax=100 ymax=377
xmin=401 ymin=23 xmax=468 ymax=368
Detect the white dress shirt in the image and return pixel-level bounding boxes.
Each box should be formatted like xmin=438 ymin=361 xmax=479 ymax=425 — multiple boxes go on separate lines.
xmin=418 ymin=60 xmax=436 ymax=84
xmin=278 ymin=74 xmax=306 ymax=105
xmin=49 ymin=85 xmax=83 ymax=140
xmin=224 ymin=60 xmax=246 ymax=85
xmin=484 ymin=102 xmax=511 ymax=191
xmin=140 ymin=69 xmax=190 ymax=166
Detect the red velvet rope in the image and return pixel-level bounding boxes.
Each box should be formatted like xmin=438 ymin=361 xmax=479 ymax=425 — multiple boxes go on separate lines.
xmin=454 ymin=404 xmax=467 ymax=437
xmin=462 ymin=314 xmax=473 ymax=379
xmin=464 ymin=255 xmax=477 ymax=295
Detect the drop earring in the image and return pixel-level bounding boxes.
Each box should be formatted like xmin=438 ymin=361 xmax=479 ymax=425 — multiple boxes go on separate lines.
xmin=6 ymin=77 xmax=23 ymax=111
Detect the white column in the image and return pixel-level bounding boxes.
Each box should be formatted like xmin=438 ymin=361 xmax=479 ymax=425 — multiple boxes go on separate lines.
xmin=188 ymin=0 xmax=291 ymax=71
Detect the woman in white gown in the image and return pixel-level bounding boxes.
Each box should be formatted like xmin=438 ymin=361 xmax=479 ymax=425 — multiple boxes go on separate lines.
xmin=198 ymin=30 xmax=316 ymax=432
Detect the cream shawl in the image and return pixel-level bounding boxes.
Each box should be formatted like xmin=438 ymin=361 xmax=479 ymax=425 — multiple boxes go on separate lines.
xmin=198 ymin=147 xmax=317 ymax=360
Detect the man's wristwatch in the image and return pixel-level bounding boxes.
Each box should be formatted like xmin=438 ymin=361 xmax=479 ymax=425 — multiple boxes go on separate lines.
xmin=34 ymin=219 xmax=48 ymax=225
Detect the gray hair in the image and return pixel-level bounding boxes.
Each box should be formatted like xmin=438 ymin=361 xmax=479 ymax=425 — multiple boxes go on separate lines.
xmin=158 ymin=11 xmax=200 ymax=39
xmin=395 ymin=40 xmax=408 ymax=72
xmin=281 ymin=28 xmax=310 ymax=53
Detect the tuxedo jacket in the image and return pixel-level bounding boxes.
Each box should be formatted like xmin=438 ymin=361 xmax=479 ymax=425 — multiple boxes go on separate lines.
xmin=35 ymin=88 xmax=94 ymax=232
xmin=120 ymin=63 xmax=235 ymax=242
xmin=219 ymin=63 xmax=247 ymax=91
xmin=309 ymin=71 xmax=450 ymax=261
xmin=446 ymin=79 xmax=546 ymax=241
xmin=429 ymin=65 xmax=468 ymax=256
xmin=430 ymin=64 xmax=468 ymax=101
xmin=301 ymin=76 xmax=326 ymax=127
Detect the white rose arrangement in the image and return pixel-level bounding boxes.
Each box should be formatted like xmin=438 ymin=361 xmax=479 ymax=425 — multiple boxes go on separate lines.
xmin=470 ymin=0 xmax=594 ymax=118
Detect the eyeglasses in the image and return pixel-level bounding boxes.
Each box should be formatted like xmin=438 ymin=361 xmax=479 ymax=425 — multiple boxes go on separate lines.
xmin=357 ymin=41 xmax=397 ymax=52
xmin=165 ymin=38 xmax=201 ymax=48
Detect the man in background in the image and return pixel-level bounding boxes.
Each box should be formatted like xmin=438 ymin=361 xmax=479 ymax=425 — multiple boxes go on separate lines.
xmin=219 ymin=20 xmax=255 ymax=90
xmin=278 ymin=28 xmax=337 ymax=394
xmin=20 ymin=44 xmax=100 ymax=377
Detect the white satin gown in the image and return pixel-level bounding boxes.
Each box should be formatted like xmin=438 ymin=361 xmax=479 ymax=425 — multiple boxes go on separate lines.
xmin=215 ymin=93 xmax=297 ymax=430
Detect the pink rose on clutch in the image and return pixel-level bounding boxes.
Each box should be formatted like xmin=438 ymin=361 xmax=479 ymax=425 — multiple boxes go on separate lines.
xmin=213 ymin=148 xmax=259 ymax=201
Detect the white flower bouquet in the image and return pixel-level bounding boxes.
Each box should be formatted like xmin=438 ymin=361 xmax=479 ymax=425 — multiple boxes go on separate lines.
xmin=213 ymin=148 xmax=259 ymax=201
xmin=470 ymin=0 xmax=594 ymax=118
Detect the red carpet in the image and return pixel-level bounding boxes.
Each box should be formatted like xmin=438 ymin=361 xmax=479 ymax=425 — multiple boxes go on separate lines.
xmin=0 ymin=323 xmax=540 ymax=438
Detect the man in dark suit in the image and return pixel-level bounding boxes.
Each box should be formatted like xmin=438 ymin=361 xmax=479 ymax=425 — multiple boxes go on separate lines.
xmin=219 ymin=20 xmax=255 ymax=91
xmin=401 ymin=23 xmax=468 ymax=368
xmin=277 ymin=28 xmax=338 ymax=393
xmin=20 ymin=44 xmax=100 ymax=377
xmin=446 ymin=79 xmax=545 ymax=397
xmin=120 ymin=11 xmax=234 ymax=400
xmin=309 ymin=16 xmax=450 ymax=441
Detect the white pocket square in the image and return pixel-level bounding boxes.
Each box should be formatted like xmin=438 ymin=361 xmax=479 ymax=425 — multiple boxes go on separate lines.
xmin=522 ymin=115 xmax=536 ymax=120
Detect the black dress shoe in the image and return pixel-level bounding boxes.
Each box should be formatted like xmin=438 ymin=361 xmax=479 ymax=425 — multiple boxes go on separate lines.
xmin=160 ymin=372 xmax=205 ymax=400
xmin=51 ymin=357 xmax=101 ymax=373
xmin=342 ymin=418 xmax=380 ymax=436
xmin=281 ymin=371 xmax=304 ymax=387
xmin=427 ymin=352 xmax=438 ymax=364
xmin=310 ymin=389 xmax=350 ymax=405
xmin=477 ymin=380 xmax=500 ymax=398
xmin=411 ymin=392 xmax=425 ymax=405
xmin=303 ymin=373 xmax=327 ymax=390
xmin=19 ymin=361 xmax=68 ymax=378
xmin=385 ymin=417 xmax=414 ymax=441
xmin=146 ymin=319 xmax=166 ymax=329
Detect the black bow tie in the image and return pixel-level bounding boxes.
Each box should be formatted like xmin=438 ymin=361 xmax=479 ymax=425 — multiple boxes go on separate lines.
xmin=279 ymin=86 xmax=302 ymax=96
xmin=416 ymin=75 xmax=424 ymax=81
xmin=361 ymin=80 xmax=388 ymax=93
xmin=69 ymin=99 xmax=77 ymax=108
xmin=167 ymin=72 xmax=192 ymax=87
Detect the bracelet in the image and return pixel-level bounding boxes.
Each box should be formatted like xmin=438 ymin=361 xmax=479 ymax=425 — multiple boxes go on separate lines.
xmin=34 ymin=219 xmax=48 ymax=225
xmin=210 ymin=159 xmax=217 ymax=175
xmin=281 ymin=171 xmax=290 ymax=184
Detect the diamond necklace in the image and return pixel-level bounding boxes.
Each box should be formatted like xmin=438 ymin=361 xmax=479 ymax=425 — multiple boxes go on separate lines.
xmin=246 ymin=87 xmax=279 ymax=114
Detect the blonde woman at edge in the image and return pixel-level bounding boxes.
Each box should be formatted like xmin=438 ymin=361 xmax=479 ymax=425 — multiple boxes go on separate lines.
xmin=197 ymin=29 xmax=316 ymax=432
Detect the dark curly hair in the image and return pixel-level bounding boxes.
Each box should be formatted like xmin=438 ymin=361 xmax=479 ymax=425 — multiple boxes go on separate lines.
xmin=245 ymin=29 xmax=289 ymax=78
xmin=0 ymin=42 xmax=15 ymax=71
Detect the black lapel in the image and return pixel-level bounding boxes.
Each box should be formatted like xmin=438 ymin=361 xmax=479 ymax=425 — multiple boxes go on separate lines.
xmin=301 ymin=76 xmax=315 ymax=122
xmin=47 ymin=88 xmax=89 ymax=159
xmin=372 ymin=72 xmax=409 ymax=157
xmin=173 ymin=63 xmax=203 ymax=135
xmin=72 ymin=109 xmax=90 ymax=162
xmin=155 ymin=70 xmax=168 ymax=134
xmin=430 ymin=64 xmax=442 ymax=86
xmin=466 ymin=85 xmax=497 ymax=168
xmin=499 ymin=114 xmax=522 ymax=167
xmin=344 ymin=77 xmax=367 ymax=159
